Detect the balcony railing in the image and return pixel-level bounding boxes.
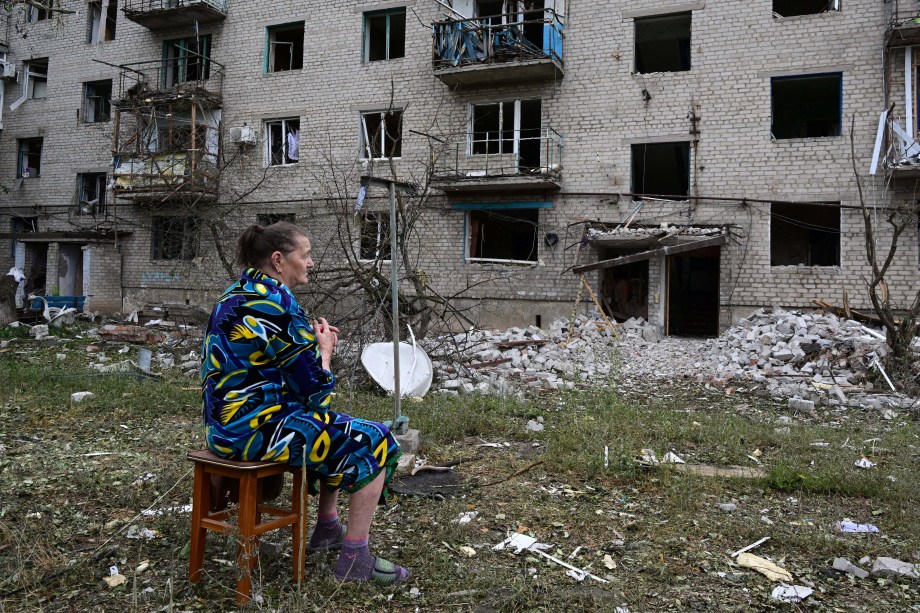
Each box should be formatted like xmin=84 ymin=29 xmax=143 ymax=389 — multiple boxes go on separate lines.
xmin=113 ymin=151 xmax=218 ymax=203
xmin=123 ymin=0 xmax=227 ymax=30
xmin=432 ymin=128 xmax=562 ymax=192
xmin=114 ymin=57 xmax=224 ymax=107
xmin=432 ymin=10 xmax=563 ymax=86
xmin=888 ymin=0 xmax=920 ymax=45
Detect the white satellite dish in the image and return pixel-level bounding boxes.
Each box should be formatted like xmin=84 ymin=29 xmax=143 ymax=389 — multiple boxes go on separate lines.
xmin=361 ymin=340 xmax=433 ymax=398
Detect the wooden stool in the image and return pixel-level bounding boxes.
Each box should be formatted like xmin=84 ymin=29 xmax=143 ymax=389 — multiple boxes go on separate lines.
xmin=187 ymin=450 xmax=307 ymax=604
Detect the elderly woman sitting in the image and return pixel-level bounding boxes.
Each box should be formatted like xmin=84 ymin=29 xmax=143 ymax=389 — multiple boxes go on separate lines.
xmin=201 ymin=221 xmax=409 ymax=585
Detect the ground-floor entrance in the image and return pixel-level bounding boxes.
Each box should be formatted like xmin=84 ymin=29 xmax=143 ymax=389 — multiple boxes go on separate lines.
xmin=666 ymin=246 xmax=720 ymax=337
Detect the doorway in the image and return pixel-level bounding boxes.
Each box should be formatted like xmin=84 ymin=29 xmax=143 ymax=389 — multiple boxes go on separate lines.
xmin=601 ymin=258 xmax=648 ymax=321
xmin=58 ymin=244 xmax=85 ymax=296
xmin=666 ymin=246 xmax=719 ymax=337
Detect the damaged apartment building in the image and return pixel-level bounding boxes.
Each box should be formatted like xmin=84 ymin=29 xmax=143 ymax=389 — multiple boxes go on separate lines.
xmin=0 ymin=0 xmax=918 ymax=336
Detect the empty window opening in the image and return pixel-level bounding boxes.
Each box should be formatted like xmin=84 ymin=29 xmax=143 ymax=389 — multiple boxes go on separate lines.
xmin=770 ymin=202 xmax=840 ymax=266
xmin=78 ymin=173 xmax=108 ymax=216
xmin=257 ymin=213 xmax=296 ymax=226
xmin=471 ymin=99 xmax=542 ymax=168
xmin=88 ymin=1 xmax=117 ymax=42
xmin=268 ymin=23 xmax=305 ymax=72
xmin=152 ymin=216 xmax=199 ymax=261
xmin=164 ymin=36 xmax=211 ymax=87
xmin=773 ymin=0 xmax=839 ymax=18
xmin=83 ymin=80 xmax=112 ymax=122
xmin=27 ymin=1 xmax=53 ymax=22
xmin=26 ymin=58 xmax=48 ymax=99
xmin=18 ymin=138 xmax=43 ymax=177
xmin=361 ymin=110 xmax=403 ymax=159
xmin=635 ymin=12 xmax=691 ymax=74
xmin=771 ymin=73 xmax=841 ymax=139
xmin=266 ymin=118 xmax=300 ymax=166
xmin=631 ymin=142 xmax=690 ymax=199
xmin=467 ymin=208 xmax=539 ymax=263
xmin=365 ymin=9 xmax=406 ymax=62
xmin=359 ymin=212 xmax=391 ymax=261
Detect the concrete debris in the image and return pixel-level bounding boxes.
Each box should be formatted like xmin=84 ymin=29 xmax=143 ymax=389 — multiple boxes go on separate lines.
xmin=424 ymin=305 xmax=915 ymax=412
xmin=526 ymin=420 xmax=545 ymax=432
xmin=832 ymin=557 xmax=870 ymax=579
xmin=771 ymin=584 xmax=813 ymax=603
xmin=718 ymin=503 xmax=737 ymax=513
xmin=29 ymin=324 xmax=49 ymax=340
xmin=70 ymin=391 xmax=95 ymax=403
xmin=871 ymin=557 xmax=919 ymax=579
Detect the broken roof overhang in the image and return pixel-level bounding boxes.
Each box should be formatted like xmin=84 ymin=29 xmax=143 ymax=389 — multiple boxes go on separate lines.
xmin=586 ymin=223 xmax=725 ymax=249
xmin=574 ymin=230 xmax=727 ymax=275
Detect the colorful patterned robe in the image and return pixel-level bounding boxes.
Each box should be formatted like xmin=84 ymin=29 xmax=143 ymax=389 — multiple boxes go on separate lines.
xmin=201 ymin=268 xmax=400 ymax=493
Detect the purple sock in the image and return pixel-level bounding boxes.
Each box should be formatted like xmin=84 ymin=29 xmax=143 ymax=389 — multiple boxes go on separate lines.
xmin=335 ymin=537 xmax=375 ymax=580
xmin=309 ymin=512 xmax=343 ymax=550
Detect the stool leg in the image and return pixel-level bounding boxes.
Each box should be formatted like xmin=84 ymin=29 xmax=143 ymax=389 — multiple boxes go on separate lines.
xmin=189 ymin=464 xmax=209 ymax=584
xmin=291 ymin=470 xmax=307 ymax=584
xmin=236 ymin=473 xmax=258 ymax=605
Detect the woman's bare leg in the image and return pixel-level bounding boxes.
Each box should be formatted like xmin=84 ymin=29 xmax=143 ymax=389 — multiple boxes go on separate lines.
xmin=344 ymin=470 xmax=384 ymax=540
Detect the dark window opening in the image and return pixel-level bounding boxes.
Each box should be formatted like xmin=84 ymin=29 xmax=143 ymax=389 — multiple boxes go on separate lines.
xmin=152 ymin=216 xmax=199 ymax=261
xmin=27 ymin=1 xmax=53 ymax=22
xmin=164 ymin=36 xmax=212 ymax=87
xmin=635 ymin=12 xmax=691 ymax=73
xmin=601 ymin=257 xmax=649 ymax=321
xmin=773 ymin=0 xmax=839 ymax=17
xmin=105 ymin=0 xmax=117 ymax=39
xmin=771 ymin=73 xmax=842 ymax=139
xmin=156 ymin=122 xmax=207 ymax=153
xmin=78 ymin=173 xmax=108 ymax=216
xmin=18 ymin=138 xmax=43 ymax=178
xmin=361 ymin=110 xmax=403 ymax=159
xmin=359 ymin=212 xmax=391 ymax=261
xmin=257 ymin=213 xmax=296 ymax=226
xmin=268 ymin=23 xmax=305 ymax=72
xmin=266 ymin=118 xmax=300 ymax=165
xmin=87 ymin=1 xmax=117 ymax=42
xmin=631 ymin=142 xmax=690 ymax=199
xmin=471 ymin=99 xmax=542 ymax=168
xmin=770 ymin=202 xmax=840 ymax=266
xmin=468 ymin=208 xmax=539 ymax=262
xmin=365 ymin=9 xmax=406 ymax=62
xmin=83 ymin=80 xmax=112 ymax=122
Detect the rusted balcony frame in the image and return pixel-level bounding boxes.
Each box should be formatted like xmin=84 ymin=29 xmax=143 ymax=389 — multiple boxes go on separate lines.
xmin=122 ymin=0 xmax=227 ymax=31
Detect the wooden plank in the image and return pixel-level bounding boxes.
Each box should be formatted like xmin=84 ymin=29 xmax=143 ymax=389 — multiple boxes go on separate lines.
xmin=494 ymin=339 xmax=549 ymax=348
xmin=572 ymin=235 xmax=727 ymax=275
xmin=467 ymin=358 xmax=513 ymax=369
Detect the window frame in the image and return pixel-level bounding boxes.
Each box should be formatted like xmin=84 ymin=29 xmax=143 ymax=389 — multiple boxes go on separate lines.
xmin=162 ymin=35 xmax=212 ymax=88
xmin=265 ymin=117 xmax=301 ymax=167
xmin=634 ymin=12 xmax=692 ymax=74
xmin=87 ymin=0 xmax=118 ymax=43
xmin=360 ymin=110 xmax=403 ymax=160
xmin=266 ymin=22 xmax=306 ymax=73
xmin=27 ymin=1 xmax=53 ymax=22
xmin=77 ymin=172 xmax=108 ymax=216
xmin=364 ymin=8 xmax=407 ymax=63
xmin=83 ymin=79 xmax=112 ymax=123
xmin=151 ymin=216 xmax=200 ymax=261
xmin=26 ymin=58 xmax=48 ymax=100
xmin=17 ymin=138 xmax=43 ymax=178
xmin=773 ymin=0 xmax=840 ymax=18
xmin=630 ymin=141 xmax=691 ymax=200
xmin=770 ymin=72 xmax=843 ymax=140
xmin=357 ymin=211 xmax=392 ymax=263
xmin=464 ymin=206 xmax=541 ymax=265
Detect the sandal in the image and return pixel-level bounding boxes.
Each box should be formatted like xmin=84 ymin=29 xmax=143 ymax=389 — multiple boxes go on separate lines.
xmin=307 ymin=523 xmax=346 ymax=553
xmin=369 ymin=556 xmax=411 ymax=586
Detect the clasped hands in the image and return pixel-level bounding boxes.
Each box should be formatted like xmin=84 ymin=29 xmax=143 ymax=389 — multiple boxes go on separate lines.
xmin=313 ymin=317 xmax=340 ymax=356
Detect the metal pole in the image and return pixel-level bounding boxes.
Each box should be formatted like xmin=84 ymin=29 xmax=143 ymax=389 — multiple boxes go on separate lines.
xmin=388 ymin=181 xmax=401 ymax=420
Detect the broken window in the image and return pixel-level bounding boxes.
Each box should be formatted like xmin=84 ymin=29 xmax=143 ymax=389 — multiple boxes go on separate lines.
xmin=27 ymin=1 xmax=54 ymax=22
xmin=771 ymin=73 xmax=841 ymax=139
xmin=26 ymin=58 xmax=48 ymax=99
xmin=152 ymin=216 xmax=199 ymax=261
xmin=268 ymin=22 xmax=305 ymax=72
xmin=18 ymin=138 xmax=42 ymax=178
xmin=631 ymin=142 xmax=690 ymax=199
xmin=635 ymin=12 xmax=691 ymax=74
xmin=361 ymin=110 xmax=403 ymax=159
xmin=83 ymin=80 xmax=112 ymax=122
xmin=266 ymin=118 xmax=300 ymax=166
xmin=467 ymin=208 xmax=539 ymax=262
xmin=365 ymin=8 xmax=406 ymax=62
xmin=88 ymin=0 xmax=118 ymax=43
xmin=773 ymin=0 xmax=839 ymax=18
xmin=257 ymin=213 xmax=296 ymax=226
xmin=358 ymin=212 xmax=391 ymax=261
xmin=770 ymin=202 xmax=840 ymax=266
xmin=164 ymin=36 xmax=211 ymax=87
xmin=156 ymin=122 xmax=207 ymax=153
xmin=77 ymin=173 xmax=108 ymax=216
xmin=470 ymin=99 xmax=542 ymax=168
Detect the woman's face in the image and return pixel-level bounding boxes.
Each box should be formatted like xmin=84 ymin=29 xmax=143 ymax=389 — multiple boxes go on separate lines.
xmin=275 ymin=235 xmax=314 ymax=288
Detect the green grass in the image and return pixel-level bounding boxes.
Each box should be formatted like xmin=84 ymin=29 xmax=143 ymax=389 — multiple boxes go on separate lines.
xmin=1 ymin=335 xmax=920 ymax=611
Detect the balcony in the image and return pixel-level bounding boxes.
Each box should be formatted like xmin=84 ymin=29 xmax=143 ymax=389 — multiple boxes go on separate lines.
xmin=888 ymin=1 xmax=920 ymax=46
xmin=113 ymin=56 xmax=224 ymax=109
xmin=122 ymin=0 xmax=227 ymax=31
xmin=431 ymin=128 xmax=563 ymax=193
xmin=114 ymin=151 xmax=219 ymax=204
xmin=432 ymin=10 xmax=563 ymax=88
